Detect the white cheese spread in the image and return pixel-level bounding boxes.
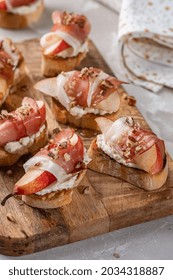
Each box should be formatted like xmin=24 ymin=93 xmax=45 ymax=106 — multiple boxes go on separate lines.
xmin=5 ymin=0 xmax=42 ymax=15
xmin=36 ymin=174 xmax=77 ymax=195
xmin=28 ymin=148 xmax=91 ymax=196
xmin=4 ymin=124 xmax=45 ymax=154
xmin=96 ymin=134 xmax=137 ymax=168
xmin=69 ymin=105 xmax=109 ymax=117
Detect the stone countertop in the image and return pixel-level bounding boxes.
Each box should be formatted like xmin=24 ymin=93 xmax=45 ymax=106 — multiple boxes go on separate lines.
xmin=0 ymin=0 xmax=173 ymax=260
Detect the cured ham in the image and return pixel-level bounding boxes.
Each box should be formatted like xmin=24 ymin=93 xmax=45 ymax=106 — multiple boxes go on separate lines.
xmin=96 ymin=117 xmax=166 ymax=175
xmin=13 ymin=129 xmax=85 ymax=195
xmin=52 ymin=11 xmax=91 ymax=43
xmin=64 ymin=67 xmax=123 ymax=108
xmin=35 ymin=128 xmax=84 ymax=174
xmin=0 ymin=0 xmax=36 ymax=10
xmin=40 ymin=11 xmax=91 ymax=58
xmin=34 ymin=67 xmax=122 ymax=116
xmin=0 ymin=97 xmax=46 ymax=146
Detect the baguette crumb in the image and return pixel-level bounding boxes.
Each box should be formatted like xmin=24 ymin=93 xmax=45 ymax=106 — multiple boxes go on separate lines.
xmin=6 ymin=169 xmax=12 ymax=176
xmin=82 ymin=186 xmax=90 ymax=194
xmin=113 ymin=252 xmax=120 ymax=259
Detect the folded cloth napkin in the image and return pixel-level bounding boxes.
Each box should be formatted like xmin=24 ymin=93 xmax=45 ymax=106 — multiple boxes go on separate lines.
xmin=118 ymin=0 xmax=173 ymax=92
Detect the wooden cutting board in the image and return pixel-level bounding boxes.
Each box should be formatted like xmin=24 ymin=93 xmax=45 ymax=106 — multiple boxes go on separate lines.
xmin=0 ymin=39 xmax=173 ymax=257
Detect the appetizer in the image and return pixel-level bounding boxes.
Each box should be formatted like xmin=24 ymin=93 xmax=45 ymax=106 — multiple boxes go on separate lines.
xmin=1 ymin=129 xmax=89 ymax=209
xmin=35 ymin=67 xmax=123 ymax=131
xmin=0 ymin=97 xmax=47 ymax=166
xmin=0 ymin=0 xmax=44 ymax=29
xmin=0 ymin=38 xmax=25 ymax=106
xmin=40 ymin=10 xmax=91 ymax=76
xmin=88 ymin=116 xmax=168 ymax=190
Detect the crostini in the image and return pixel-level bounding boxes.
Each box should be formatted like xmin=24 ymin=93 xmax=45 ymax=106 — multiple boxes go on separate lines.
xmin=0 ymin=38 xmax=25 ymax=106
xmin=35 ymin=67 xmax=123 ymax=131
xmin=40 ymin=10 xmax=91 ymax=76
xmin=1 ymin=128 xmax=89 ymax=209
xmin=88 ymin=116 xmax=168 ymax=190
xmin=0 ymin=0 xmax=44 ymax=29
xmin=0 ymin=97 xmax=47 ymax=166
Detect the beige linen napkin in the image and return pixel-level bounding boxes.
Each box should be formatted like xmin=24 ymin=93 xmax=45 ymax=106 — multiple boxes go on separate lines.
xmin=118 ymin=0 xmax=173 ymax=92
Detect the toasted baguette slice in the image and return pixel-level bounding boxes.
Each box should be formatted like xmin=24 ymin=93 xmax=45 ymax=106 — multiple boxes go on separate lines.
xmin=22 ymin=169 xmax=86 ymax=209
xmin=0 ymin=59 xmax=26 ymax=106
xmin=41 ymin=51 xmax=87 ymax=77
xmin=0 ymin=0 xmax=44 ymax=29
xmin=0 ymin=123 xmax=47 ymax=166
xmin=13 ymin=58 xmax=26 ymax=85
xmin=88 ymin=139 xmax=168 ymax=191
xmin=51 ymin=98 xmax=119 ymax=131
xmin=0 ymin=77 xmax=9 ymax=106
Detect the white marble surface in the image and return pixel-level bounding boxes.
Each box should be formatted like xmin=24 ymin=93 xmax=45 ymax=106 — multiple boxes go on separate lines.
xmin=0 ymin=0 xmax=173 ymax=260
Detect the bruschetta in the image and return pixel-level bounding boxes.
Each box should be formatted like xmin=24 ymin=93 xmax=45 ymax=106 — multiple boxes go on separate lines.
xmin=1 ymin=128 xmax=89 ymax=209
xmin=40 ymin=10 xmax=91 ymax=76
xmin=0 ymin=0 xmax=44 ymax=29
xmin=0 ymin=97 xmax=47 ymax=166
xmin=88 ymin=116 xmax=168 ymax=190
xmin=0 ymin=38 xmax=25 ymax=107
xmin=34 ymin=67 xmax=123 ymax=131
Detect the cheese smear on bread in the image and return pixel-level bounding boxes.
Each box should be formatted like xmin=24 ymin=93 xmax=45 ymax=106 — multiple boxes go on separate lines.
xmin=4 ymin=124 xmax=45 ymax=154
xmin=97 ymin=134 xmax=137 ymax=168
xmin=5 ymin=0 xmax=42 ymax=15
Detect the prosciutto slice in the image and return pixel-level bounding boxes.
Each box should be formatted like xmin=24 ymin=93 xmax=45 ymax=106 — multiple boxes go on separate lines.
xmin=52 ymin=11 xmax=91 ymax=43
xmin=0 ymin=97 xmax=46 ymax=145
xmin=36 ymin=128 xmax=84 ymax=174
xmin=96 ymin=117 xmax=165 ymax=175
xmin=3 ymin=0 xmax=36 ymax=9
xmin=64 ymin=67 xmax=123 ymax=108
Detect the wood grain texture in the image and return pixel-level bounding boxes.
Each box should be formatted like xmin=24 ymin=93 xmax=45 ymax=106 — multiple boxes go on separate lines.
xmin=0 ymin=39 xmax=173 ymax=256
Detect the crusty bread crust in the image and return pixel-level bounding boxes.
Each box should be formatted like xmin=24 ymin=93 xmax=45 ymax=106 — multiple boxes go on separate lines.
xmin=22 ymin=169 xmax=86 ymax=209
xmin=13 ymin=58 xmax=26 ymax=85
xmin=51 ymin=98 xmax=119 ymax=131
xmin=0 ymin=0 xmax=44 ymax=29
xmin=41 ymin=51 xmax=87 ymax=77
xmin=88 ymin=139 xmax=168 ymax=191
xmin=22 ymin=189 xmax=73 ymax=209
xmin=0 ymin=123 xmax=47 ymax=166
xmin=0 ymin=78 xmax=9 ymax=107
xmin=0 ymin=50 xmax=26 ymax=106
xmin=0 ymin=55 xmax=26 ymax=107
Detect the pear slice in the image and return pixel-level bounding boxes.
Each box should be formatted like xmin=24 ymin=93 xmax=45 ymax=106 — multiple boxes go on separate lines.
xmin=34 ymin=78 xmax=57 ymax=98
xmin=14 ymin=168 xmax=56 ymax=195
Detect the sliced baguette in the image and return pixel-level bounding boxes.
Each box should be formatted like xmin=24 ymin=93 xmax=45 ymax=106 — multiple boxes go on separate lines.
xmin=0 ymin=77 xmax=9 ymax=107
xmin=41 ymin=51 xmax=87 ymax=77
xmin=0 ymin=58 xmax=26 ymax=107
xmin=51 ymin=98 xmax=119 ymax=131
xmin=0 ymin=60 xmax=25 ymax=106
xmin=22 ymin=169 xmax=86 ymax=209
xmin=13 ymin=58 xmax=26 ymax=85
xmin=0 ymin=0 xmax=44 ymax=29
xmin=0 ymin=123 xmax=47 ymax=166
xmin=88 ymin=139 xmax=168 ymax=191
